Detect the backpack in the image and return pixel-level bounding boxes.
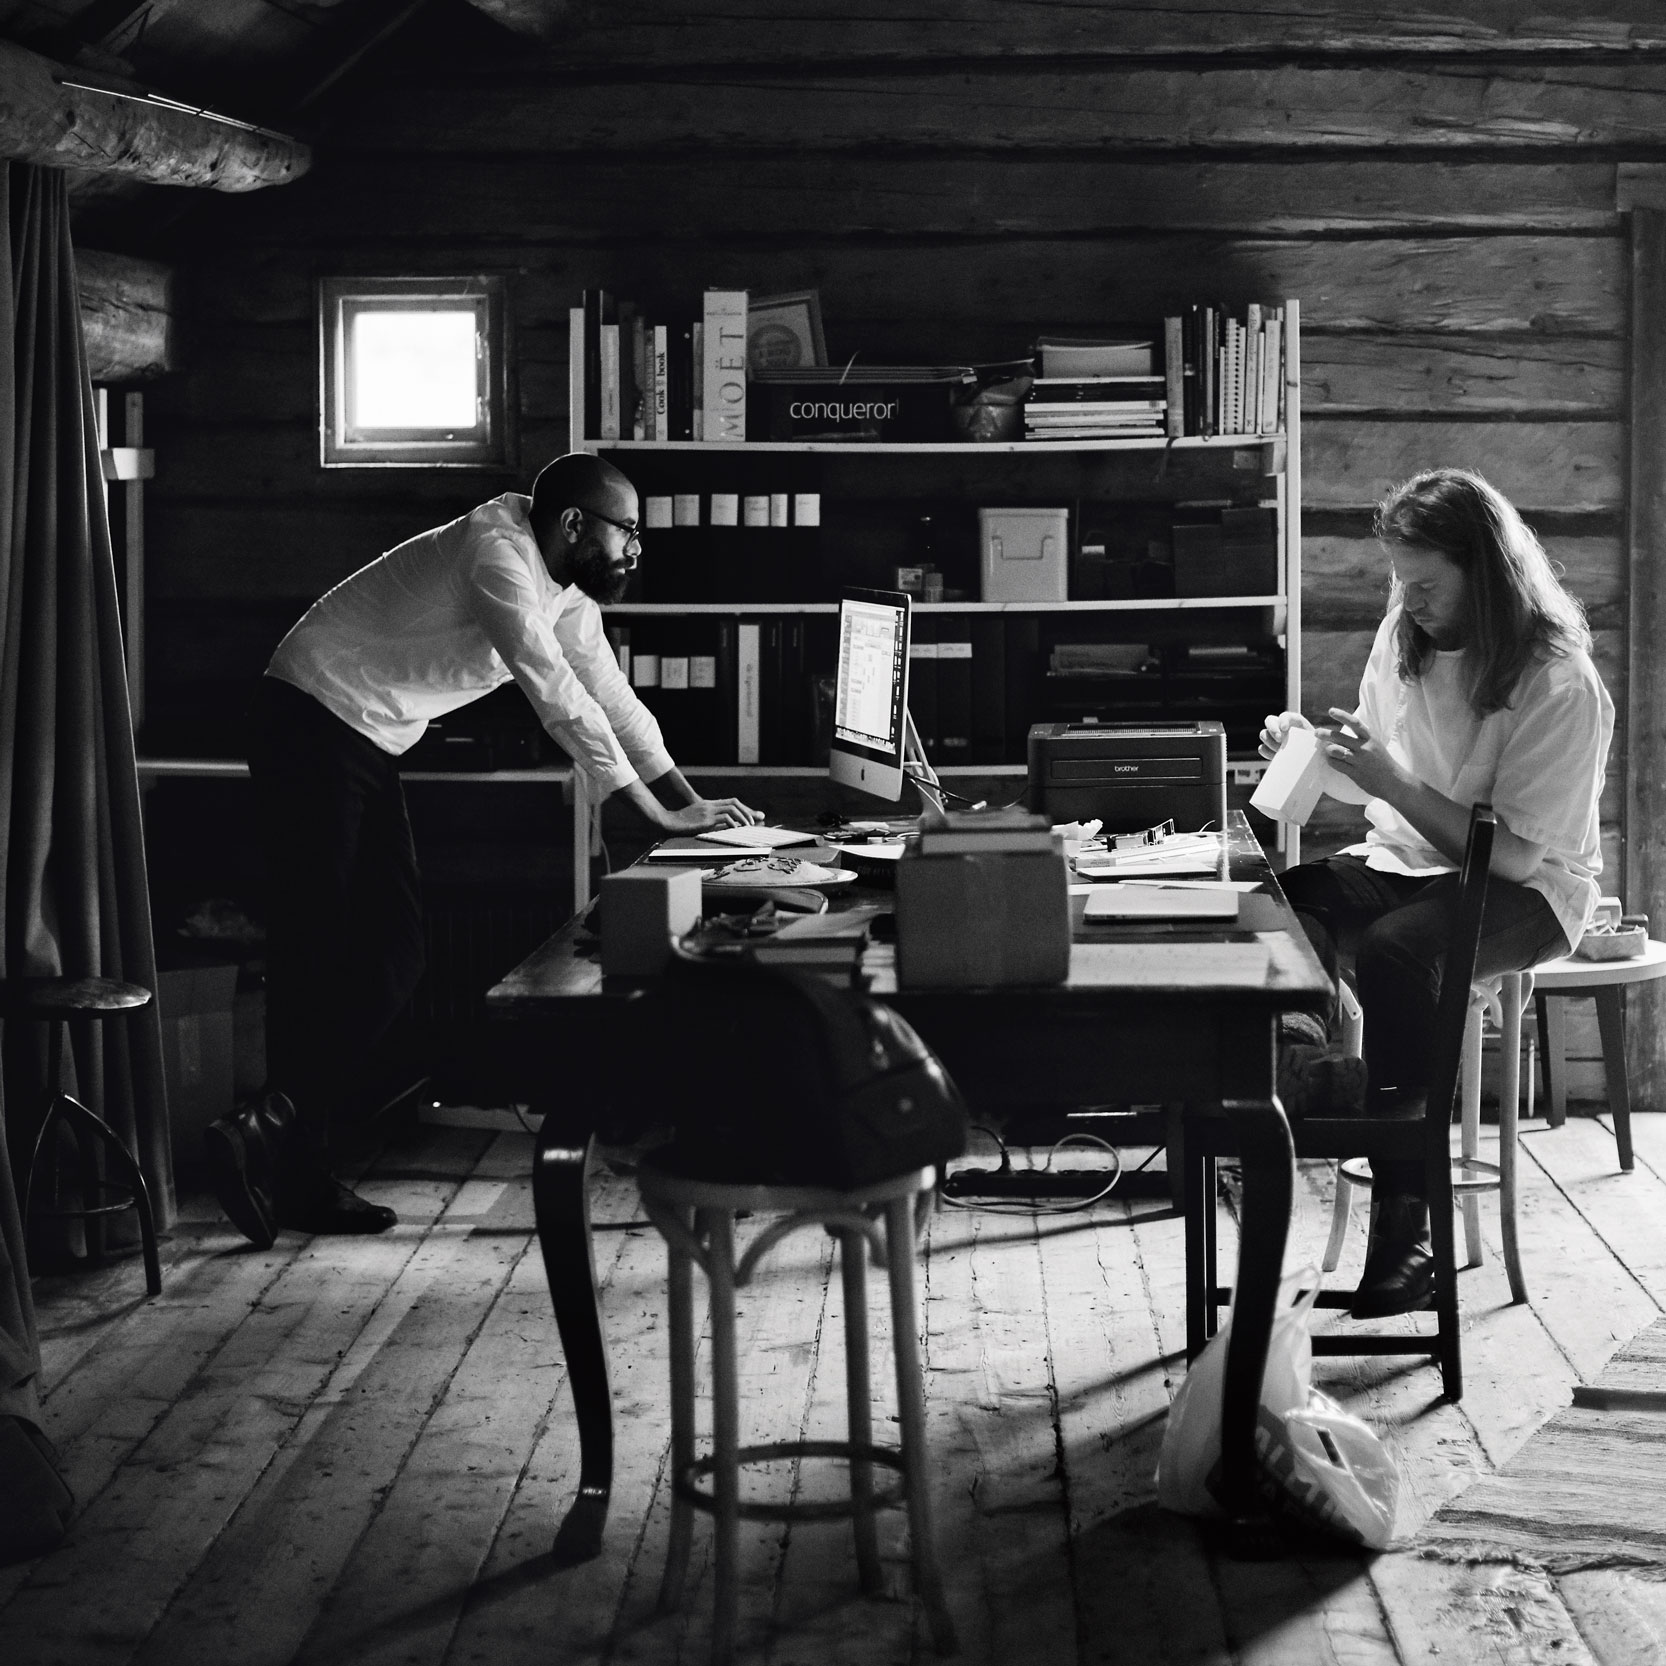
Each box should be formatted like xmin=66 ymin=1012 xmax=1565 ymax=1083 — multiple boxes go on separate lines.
xmin=636 ymin=949 xmax=968 ymax=1188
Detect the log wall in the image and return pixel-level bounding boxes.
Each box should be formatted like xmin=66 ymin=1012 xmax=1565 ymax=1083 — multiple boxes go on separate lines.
xmin=141 ymin=0 xmax=1666 ymax=1088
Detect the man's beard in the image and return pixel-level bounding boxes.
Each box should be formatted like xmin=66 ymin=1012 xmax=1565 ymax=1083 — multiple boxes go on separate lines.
xmin=568 ymin=534 xmax=631 ymax=604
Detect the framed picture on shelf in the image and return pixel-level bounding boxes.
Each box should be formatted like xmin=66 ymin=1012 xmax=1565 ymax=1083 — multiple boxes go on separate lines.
xmin=747 ymin=289 xmax=827 ymax=373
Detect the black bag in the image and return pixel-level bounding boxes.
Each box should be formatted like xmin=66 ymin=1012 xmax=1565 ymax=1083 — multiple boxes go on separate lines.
xmin=637 ymin=950 xmax=968 ymax=1188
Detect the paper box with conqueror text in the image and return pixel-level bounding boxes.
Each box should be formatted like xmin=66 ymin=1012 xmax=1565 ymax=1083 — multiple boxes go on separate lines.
xmin=156 ymin=963 xmax=238 ymax=1155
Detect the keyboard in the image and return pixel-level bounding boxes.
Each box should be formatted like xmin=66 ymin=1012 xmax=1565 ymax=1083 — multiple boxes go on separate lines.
xmin=699 ymin=825 xmax=815 ymax=850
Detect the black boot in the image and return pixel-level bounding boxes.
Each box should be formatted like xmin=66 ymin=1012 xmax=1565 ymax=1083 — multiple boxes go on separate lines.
xmin=1350 ymin=1191 xmax=1435 ymax=1318
xmin=204 ymin=1088 xmax=300 ymax=1249
xmin=274 ymin=1160 xmax=397 ymax=1236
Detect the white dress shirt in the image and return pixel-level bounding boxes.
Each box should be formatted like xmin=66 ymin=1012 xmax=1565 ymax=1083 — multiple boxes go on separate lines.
xmin=266 ymin=493 xmax=671 ymax=795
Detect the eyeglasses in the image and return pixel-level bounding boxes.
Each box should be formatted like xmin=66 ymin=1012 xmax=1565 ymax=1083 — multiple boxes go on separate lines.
xmin=579 ymin=506 xmax=642 ymax=548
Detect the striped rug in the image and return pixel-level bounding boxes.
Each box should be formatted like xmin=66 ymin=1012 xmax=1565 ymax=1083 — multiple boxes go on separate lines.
xmin=1419 ymin=1318 xmax=1666 ymax=1572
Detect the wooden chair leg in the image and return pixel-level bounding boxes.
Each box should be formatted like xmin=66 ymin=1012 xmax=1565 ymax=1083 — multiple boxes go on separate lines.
xmin=837 ymin=1226 xmax=882 ymax=1596
xmin=1498 ymin=973 xmax=1527 ymax=1304
xmin=1594 ymin=986 xmax=1636 ymax=1172
xmin=1426 ymin=1165 xmax=1463 ymax=1402
xmin=659 ymin=1203 xmax=698 ymax=1615
xmin=883 ymin=1196 xmax=956 ymax=1657
xmin=705 ymin=1209 xmax=740 ymax=1666
xmin=1460 ymin=1002 xmax=1485 ymax=1267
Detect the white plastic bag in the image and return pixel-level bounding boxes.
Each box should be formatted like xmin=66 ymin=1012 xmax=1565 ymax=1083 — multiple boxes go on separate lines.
xmin=1156 ymin=1269 xmax=1399 ymax=1549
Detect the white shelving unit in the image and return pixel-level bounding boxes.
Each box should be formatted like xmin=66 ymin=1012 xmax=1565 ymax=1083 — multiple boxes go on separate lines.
xmin=566 ymin=302 xmax=1303 ymax=902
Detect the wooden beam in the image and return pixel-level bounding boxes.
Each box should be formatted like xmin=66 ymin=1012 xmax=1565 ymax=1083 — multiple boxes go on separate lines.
xmin=1624 ymin=205 xmax=1666 ymax=1111
xmin=0 ymin=40 xmax=310 ymax=192
xmin=77 ymin=249 xmax=173 ymax=382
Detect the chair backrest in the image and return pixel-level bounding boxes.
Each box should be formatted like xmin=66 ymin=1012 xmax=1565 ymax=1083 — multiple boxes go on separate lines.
xmin=1421 ymin=802 xmax=1497 ymax=1151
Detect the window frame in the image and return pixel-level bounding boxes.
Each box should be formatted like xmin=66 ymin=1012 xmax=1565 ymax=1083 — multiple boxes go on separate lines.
xmin=317 ymin=275 xmax=514 ymax=469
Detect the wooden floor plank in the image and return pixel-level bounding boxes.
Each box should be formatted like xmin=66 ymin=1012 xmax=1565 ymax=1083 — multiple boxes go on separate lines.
xmin=0 ymin=1130 xmax=494 ymax=1642
xmin=11 ymin=1115 xmax=1666 ymax=1666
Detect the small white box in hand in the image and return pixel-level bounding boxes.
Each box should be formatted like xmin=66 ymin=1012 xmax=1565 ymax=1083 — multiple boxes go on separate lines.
xmin=1250 ymin=724 xmax=1372 ymax=825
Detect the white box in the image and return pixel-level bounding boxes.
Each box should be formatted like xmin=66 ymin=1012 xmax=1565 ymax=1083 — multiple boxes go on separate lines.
xmin=979 ymin=506 xmax=1068 ymax=602
xmin=600 ymin=867 xmax=702 ymax=976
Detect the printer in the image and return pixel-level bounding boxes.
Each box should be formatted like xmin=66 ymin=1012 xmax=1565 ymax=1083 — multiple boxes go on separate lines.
xmin=1026 ymin=720 xmax=1227 ymax=834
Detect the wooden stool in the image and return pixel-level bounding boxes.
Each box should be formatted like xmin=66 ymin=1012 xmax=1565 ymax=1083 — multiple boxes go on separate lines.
xmin=1532 ymin=939 xmax=1666 ymax=1172
xmin=7 ymin=977 xmax=161 ymax=1297
xmin=1322 ymin=969 xmax=1532 ymax=1304
xmin=636 ymin=1160 xmax=956 ymax=1666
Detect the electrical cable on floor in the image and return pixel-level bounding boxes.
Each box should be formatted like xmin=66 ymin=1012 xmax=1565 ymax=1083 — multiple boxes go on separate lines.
xmin=940 ymin=1127 xmax=1124 ymax=1216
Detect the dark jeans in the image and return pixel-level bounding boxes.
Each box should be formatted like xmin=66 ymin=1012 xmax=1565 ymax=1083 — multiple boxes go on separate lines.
xmin=1280 ymin=854 xmax=1566 ymax=1196
xmin=248 ymin=677 xmax=425 ymax=1153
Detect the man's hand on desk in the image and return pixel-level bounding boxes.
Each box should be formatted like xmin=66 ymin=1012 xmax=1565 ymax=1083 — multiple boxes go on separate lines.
xmin=657 ymin=796 xmax=763 ymax=833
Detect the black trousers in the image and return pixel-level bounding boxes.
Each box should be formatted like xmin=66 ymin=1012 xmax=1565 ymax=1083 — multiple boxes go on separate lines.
xmin=1279 ymin=854 xmax=1566 ymax=1195
xmin=248 ymin=677 xmax=426 ymax=1153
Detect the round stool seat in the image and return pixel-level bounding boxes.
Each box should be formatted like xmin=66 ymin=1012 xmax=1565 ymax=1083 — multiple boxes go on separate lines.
xmin=2 ymin=977 xmax=152 ymax=1018
xmin=1532 ymin=938 xmax=1666 ymax=991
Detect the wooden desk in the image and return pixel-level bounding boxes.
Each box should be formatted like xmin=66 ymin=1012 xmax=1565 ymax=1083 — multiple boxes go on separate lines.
xmin=486 ymin=813 xmax=1329 ymax=1560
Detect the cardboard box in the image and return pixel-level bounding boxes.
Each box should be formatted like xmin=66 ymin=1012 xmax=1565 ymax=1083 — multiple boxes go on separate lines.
xmin=156 ymin=963 xmax=238 ymax=1154
xmin=600 ymin=867 xmax=703 ymax=976
xmin=895 ymin=843 xmax=1070 ymax=988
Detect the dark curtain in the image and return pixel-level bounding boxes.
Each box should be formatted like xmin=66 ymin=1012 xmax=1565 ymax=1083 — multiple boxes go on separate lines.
xmin=0 ymin=163 xmax=170 ymax=1556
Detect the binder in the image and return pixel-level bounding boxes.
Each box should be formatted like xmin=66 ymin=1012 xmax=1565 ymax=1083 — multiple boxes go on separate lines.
xmin=936 ymin=616 xmax=973 ymax=764
xmin=969 ymin=613 xmax=1007 ymax=764
xmin=737 ymin=621 xmax=762 ymax=764
xmin=908 ymin=614 xmax=940 ymax=757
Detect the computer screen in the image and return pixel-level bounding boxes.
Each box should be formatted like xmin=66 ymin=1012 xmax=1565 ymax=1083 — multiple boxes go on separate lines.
xmin=829 ymin=586 xmax=913 ymax=800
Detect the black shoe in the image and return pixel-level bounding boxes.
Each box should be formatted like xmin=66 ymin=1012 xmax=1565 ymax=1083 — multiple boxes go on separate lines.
xmin=1349 ymin=1194 xmax=1435 ymax=1318
xmin=275 ymin=1165 xmax=397 ymax=1236
xmin=203 ymin=1089 xmax=299 ymax=1249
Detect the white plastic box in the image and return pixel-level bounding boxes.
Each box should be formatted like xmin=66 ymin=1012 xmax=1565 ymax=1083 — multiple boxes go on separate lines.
xmin=979 ymin=506 xmax=1069 ymax=602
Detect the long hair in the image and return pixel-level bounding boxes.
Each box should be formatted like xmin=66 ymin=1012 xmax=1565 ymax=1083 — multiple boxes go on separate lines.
xmin=1373 ymin=468 xmax=1590 ymax=715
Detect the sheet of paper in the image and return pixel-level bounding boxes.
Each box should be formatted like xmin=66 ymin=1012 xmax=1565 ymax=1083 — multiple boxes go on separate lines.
xmin=1083 ymin=886 xmax=1240 ymax=921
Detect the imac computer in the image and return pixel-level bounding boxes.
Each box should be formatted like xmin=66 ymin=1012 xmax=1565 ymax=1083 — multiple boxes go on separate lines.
xmin=829 ymin=586 xmax=938 ymax=801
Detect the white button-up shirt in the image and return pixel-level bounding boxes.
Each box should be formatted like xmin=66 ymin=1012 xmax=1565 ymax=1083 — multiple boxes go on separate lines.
xmin=266 ymin=493 xmax=670 ymax=796
xmin=1341 ymin=608 xmax=1614 ymax=950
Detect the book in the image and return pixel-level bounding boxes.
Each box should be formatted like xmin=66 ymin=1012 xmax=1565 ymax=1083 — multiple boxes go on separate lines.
xmin=629 ymin=312 xmax=648 ymax=439
xmin=736 ymin=620 xmax=761 ymax=764
xmin=651 ymin=323 xmax=669 ymax=441
xmin=580 ymin=287 xmax=609 ymax=439
xmin=1036 ymin=336 xmax=1154 ymax=378
xmin=1163 ymin=315 xmax=1184 ymax=440
xmin=599 ymin=321 xmax=620 ymax=440
xmin=701 ymin=288 xmax=749 ymax=442
xmin=1260 ymin=312 xmax=1282 ymax=433
xmin=691 ymin=318 xmax=705 ymax=442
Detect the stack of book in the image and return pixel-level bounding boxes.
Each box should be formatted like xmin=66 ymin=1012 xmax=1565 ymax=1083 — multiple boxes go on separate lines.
xmin=579 ymin=286 xmax=749 ymax=443
xmin=1025 ymin=337 xmax=1166 ymax=439
xmin=1163 ymin=302 xmax=1286 ymax=439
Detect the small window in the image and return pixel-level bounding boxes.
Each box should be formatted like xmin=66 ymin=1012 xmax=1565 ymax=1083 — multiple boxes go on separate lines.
xmin=319 ymin=276 xmax=512 ymax=468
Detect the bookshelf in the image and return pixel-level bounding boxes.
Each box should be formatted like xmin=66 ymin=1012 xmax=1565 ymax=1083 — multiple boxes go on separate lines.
xmin=567 ymin=301 xmax=1303 ymax=900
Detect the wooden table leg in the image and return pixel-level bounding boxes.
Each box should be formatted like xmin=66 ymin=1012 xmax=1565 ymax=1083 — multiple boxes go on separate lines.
xmin=531 ymin=1115 xmax=612 ymax=1564
xmin=1594 ymin=986 xmax=1636 ymax=1171
xmin=1217 ymin=1091 xmax=1295 ymax=1539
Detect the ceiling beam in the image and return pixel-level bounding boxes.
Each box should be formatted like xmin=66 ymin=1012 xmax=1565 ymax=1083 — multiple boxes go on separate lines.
xmin=77 ymin=248 xmax=173 ymax=382
xmin=460 ymin=0 xmax=573 ymax=44
xmin=0 ymin=39 xmax=310 ymax=192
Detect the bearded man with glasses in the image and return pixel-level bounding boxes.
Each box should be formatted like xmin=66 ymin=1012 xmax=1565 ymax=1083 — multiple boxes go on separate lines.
xmin=207 ymin=452 xmax=760 ymax=1248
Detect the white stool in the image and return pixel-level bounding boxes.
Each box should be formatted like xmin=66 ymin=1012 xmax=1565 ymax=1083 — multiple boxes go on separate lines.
xmin=1321 ymin=970 xmax=1532 ymax=1303
xmin=1531 ymin=938 xmax=1666 ymax=1171
xmin=637 ymin=1160 xmax=957 ymax=1666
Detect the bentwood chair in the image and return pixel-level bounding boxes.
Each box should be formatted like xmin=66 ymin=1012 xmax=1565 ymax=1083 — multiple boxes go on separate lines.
xmin=1187 ymin=802 xmax=1497 ymax=1400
